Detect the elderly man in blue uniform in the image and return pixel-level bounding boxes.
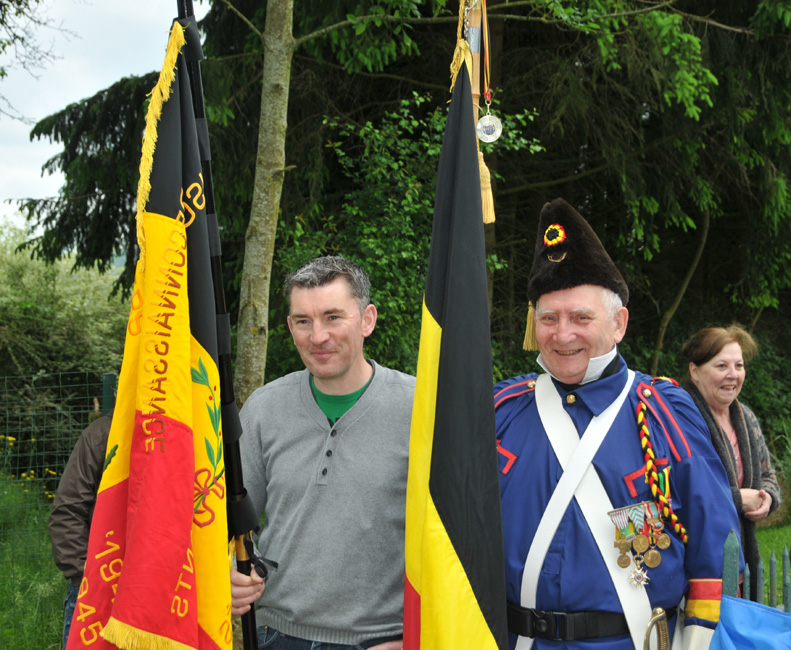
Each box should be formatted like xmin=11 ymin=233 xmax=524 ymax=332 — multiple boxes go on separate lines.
xmin=495 ymin=199 xmax=740 ymax=650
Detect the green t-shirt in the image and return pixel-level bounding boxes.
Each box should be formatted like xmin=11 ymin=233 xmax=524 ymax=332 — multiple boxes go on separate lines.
xmin=311 ymin=377 xmax=370 ymax=424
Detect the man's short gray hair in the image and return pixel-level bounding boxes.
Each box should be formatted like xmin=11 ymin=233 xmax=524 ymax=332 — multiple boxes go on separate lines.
xmin=534 ymin=285 xmax=623 ymax=322
xmin=600 ymin=287 xmax=623 ymax=321
xmin=285 ymin=256 xmax=371 ymax=312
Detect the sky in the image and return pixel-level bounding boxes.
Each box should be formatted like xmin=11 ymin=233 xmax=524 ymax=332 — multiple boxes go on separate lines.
xmin=0 ymin=0 xmax=210 ymax=227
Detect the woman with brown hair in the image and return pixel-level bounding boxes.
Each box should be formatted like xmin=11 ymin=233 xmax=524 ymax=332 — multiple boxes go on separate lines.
xmin=682 ymin=324 xmax=782 ymax=600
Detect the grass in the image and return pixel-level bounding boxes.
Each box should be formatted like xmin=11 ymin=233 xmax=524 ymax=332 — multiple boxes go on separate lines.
xmin=755 ymin=524 xmax=790 ymax=607
xmin=0 ymin=475 xmax=64 ymax=650
xmin=0 ymin=463 xmax=786 ymax=649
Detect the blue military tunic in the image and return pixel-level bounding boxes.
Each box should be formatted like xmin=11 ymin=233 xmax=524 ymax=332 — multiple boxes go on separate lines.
xmin=495 ymin=357 xmax=741 ymax=649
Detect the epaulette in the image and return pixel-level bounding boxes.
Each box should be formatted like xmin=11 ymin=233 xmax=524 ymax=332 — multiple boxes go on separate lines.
xmin=494 ymin=378 xmax=536 ymax=409
xmin=651 ymin=375 xmax=679 ymax=387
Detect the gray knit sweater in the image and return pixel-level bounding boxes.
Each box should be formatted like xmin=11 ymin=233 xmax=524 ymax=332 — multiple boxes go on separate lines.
xmin=239 ymin=361 xmax=415 ymax=644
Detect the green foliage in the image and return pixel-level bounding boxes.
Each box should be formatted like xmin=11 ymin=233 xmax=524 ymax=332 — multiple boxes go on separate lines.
xmin=16 ymin=0 xmax=791 ymax=412
xmin=15 ymin=72 xmax=157 ymax=295
xmin=265 ymin=92 xmax=444 ymax=378
xmin=636 ymin=12 xmax=717 ymax=120
xmin=0 ymin=224 xmax=127 ymax=376
xmin=536 ymin=1 xmax=718 ymax=119
xmin=266 ymin=92 xmax=531 ymax=379
xmin=738 ymin=337 xmax=791 ymax=461
xmin=299 ymin=1 xmax=449 ymax=73
xmin=751 ymin=1 xmax=791 ymax=37
xmin=265 ymin=91 xmax=540 ymax=381
xmin=480 ymin=101 xmax=544 ymax=158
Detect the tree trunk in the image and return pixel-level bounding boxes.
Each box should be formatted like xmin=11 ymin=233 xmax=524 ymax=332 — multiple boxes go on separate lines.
xmin=649 ymin=209 xmax=710 ymax=376
xmin=234 ymin=0 xmax=295 ymax=406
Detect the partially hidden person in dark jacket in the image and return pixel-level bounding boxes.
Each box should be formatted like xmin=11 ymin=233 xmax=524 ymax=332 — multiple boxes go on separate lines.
xmin=682 ymin=325 xmax=782 ymax=601
xmin=49 ymin=412 xmax=112 ymax=650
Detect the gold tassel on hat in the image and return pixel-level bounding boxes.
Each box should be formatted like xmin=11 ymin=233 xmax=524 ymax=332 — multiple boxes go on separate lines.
xmin=523 ymin=302 xmax=538 ymax=351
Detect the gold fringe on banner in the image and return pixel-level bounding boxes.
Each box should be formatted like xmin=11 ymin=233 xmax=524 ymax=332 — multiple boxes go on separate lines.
xmin=135 ymin=20 xmax=186 ymax=268
xmin=102 ymin=618 xmax=195 ymax=650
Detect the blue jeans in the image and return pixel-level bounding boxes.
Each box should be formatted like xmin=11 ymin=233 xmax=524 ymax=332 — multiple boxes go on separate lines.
xmin=257 ymin=626 xmax=401 ymax=650
xmin=62 ymin=580 xmax=79 ymax=650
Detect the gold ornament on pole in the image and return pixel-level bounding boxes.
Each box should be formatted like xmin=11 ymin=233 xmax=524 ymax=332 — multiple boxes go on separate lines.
xmin=450 ymin=0 xmax=497 ymax=224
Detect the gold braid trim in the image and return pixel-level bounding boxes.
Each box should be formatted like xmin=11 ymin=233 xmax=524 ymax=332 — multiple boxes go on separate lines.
xmin=637 ymin=402 xmax=689 ymax=543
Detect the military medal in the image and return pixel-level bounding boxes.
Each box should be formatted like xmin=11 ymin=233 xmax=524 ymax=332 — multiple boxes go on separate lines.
xmin=644 ymin=549 xmax=662 ymax=569
xmin=616 ymin=541 xmax=632 ymax=568
xmin=609 ymin=499 xmax=673 ymax=587
xmin=476 ymin=104 xmax=502 ymax=143
xmin=642 ymin=501 xmax=667 ymax=568
xmin=609 ymin=506 xmax=635 ymax=570
xmin=474 ymin=5 xmax=502 ymax=145
xmin=631 ymin=532 xmax=650 ymax=554
xmin=630 ymin=566 xmax=650 ymax=587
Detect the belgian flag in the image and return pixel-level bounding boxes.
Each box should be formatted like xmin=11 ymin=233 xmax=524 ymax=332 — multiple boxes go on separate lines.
xmin=66 ymin=19 xmax=231 ymax=650
xmin=403 ymin=64 xmax=508 ymax=649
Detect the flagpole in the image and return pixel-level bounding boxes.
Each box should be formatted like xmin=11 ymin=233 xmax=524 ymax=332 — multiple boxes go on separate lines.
xmin=463 ymin=0 xmax=496 ymax=224
xmin=176 ymin=3 xmax=261 ymax=649
xmin=467 ymin=1 xmax=482 ymax=119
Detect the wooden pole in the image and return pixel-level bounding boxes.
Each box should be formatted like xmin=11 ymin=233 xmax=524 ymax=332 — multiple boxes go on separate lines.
xmin=467 ymin=2 xmax=482 ymax=121
xmin=465 ymin=1 xmax=496 ymax=224
xmin=176 ymin=2 xmax=260 ymax=649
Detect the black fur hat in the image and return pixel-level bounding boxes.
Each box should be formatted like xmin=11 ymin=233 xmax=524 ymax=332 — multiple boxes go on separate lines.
xmin=527 ymin=198 xmax=629 ymax=306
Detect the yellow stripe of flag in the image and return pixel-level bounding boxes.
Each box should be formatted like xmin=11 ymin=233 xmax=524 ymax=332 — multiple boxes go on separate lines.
xmin=403 ymin=64 xmax=507 ymax=650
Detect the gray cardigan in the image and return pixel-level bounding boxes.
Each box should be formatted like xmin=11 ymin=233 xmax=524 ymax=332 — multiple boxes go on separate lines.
xmin=240 ymin=361 xmax=415 ymax=644
xmin=685 ymin=384 xmax=782 ymax=601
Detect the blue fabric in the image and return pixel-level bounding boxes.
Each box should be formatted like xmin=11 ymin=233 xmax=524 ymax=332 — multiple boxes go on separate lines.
xmin=494 ymin=358 xmax=742 ymax=649
xmin=710 ymin=595 xmax=791 ymax=650
xmin=61 ymin=580 xmax=79 ymax=650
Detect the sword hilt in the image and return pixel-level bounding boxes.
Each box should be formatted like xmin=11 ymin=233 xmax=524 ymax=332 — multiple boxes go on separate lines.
xmin=644 ymin=607 xmax=671 ymax=650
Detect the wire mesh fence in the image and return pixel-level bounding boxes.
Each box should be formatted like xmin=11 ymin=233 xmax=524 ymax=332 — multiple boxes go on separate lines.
xmin=0 ymin=371 xmax=116 ymax=650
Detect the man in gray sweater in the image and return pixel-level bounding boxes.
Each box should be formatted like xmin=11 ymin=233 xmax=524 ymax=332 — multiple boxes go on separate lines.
xmin=231 ymin=256 xmax=414 ymax=650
